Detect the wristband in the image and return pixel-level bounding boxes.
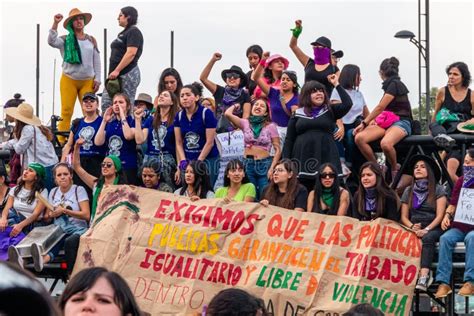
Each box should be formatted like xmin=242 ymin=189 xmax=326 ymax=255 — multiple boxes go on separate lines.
xmin=259 ymin=59 xmax=267 ymax=67
xmin=121 ymin=119 xmax=127 ymax=125
xmin=290 ymin=26 xmax=302 ymax=38
xmin=179 ymin=160 xmax=188 ymax=171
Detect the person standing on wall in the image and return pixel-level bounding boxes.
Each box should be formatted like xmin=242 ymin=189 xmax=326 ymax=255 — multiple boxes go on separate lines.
xmin=48 ymin=8 xmax=101 ymax=142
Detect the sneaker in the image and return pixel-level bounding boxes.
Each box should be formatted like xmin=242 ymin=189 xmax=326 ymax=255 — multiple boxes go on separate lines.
xmin=435 ymin=283 xmax=452 ymax=298
xmin=458 ymin=282 xmax=474 ymax=296
xmin=30 ymin=243 xmax=44 ymax=272
xmin=7 ymin=246 xmax=23 ymax=268
xmin=415 ymin=273 xmax=433 ymax=292
xmin=434 ymin=134 xmax=456 ymax=149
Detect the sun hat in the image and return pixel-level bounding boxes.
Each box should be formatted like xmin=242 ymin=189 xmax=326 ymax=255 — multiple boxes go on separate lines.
xmin=221 ymin=65 xmax=248 ymax=88
xmin=457 ymin=121 xmax=474 ymax=134
xmin=134 ymin=93 xmax=154 ymax=110
xmin=408 ymin=154 xmax=441 ymax=182
xmin=63 ymin=8 xmax=92 ymax=29
xmin=4 ymin=103 xmax=41 ymax=126
xmin=265 ymin=54 xmax=290 ymax=70
xmin=310 ymin=36 xmax=332 ymax=49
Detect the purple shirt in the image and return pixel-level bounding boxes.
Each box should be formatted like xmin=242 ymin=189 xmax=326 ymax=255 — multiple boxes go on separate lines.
xmin=267 ymin=87 xmax=298 ymax=127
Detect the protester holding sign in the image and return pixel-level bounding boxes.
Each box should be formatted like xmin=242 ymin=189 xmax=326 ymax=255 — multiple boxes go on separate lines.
xmin=174 ymin=83 xmax=219 ymax=186
xmin=307 ymin=163 xmax=350 ymax=215
xmin=353 ymin=161 xmax=400 ymax=221
xmin=174 ymin=160 xmax=214 ymax=201
xmin=215 ymin=159 xmax=256 ymax=202
xmin=435 ymin=148 xmax=474 ymax=298
xmin=224 ymin=98 xmax=281 ymax=199
xmin=400 ymin=155 xmax=446 ymax=291
xmin=30 ymin=163 xmax=90 ymax=274
xmin=260 ymin=159 xmax=307 ymax=211
xmin=95 ymin=93 xmax=138 ymax=185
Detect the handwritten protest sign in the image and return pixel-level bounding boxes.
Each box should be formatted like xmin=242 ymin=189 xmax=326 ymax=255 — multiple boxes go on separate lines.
xmin=74 ymin=186 xmax=420 ymax=316
xmin=214 ymin=131 xmax=244 ymax=189
xmin=453 ymin=188 xmax=474 ymax=225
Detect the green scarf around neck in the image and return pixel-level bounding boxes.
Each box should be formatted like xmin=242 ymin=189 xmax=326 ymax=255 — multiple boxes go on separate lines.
xmin=91 ymin=175 xmax=119 ymax=222
xmin=64 ymin=20 xmax=82 ymax=64
xmin=321 ymin=188 xmax=334 ymax=209
xmin=249 ymin=115 xmax=266 ymax=139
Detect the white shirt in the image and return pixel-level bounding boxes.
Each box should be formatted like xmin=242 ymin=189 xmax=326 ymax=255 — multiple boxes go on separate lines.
xmin=174 ymin=188 xmax=215 ymax=199
xmin=331 ymin=88 xmax=367 ymax=125
xmin=9 ymin=186 xmax=48 ymax=219
xmin=49 ymin=184 xmax=89 ymax=228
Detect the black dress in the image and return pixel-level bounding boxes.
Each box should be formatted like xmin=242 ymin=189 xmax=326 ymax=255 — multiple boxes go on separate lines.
xmin=282 ymin=85 xmax=352 ymax=179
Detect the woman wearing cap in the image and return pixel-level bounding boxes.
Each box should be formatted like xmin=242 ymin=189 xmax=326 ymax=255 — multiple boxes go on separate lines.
xmin=0 ymin=163 xmax=47 ymax=241
xmin=354 ymin=57 xmax=413 ymax=183
xmin=0 ymin=103 xmax=58 ymax=190
xmin=400 ymin=155 xmax=446 ymax=291
xmin=254 ymin=51 xmax=299 ymax=127
xmin=225 ymin=98 xmax=281 ymax=199
xmin=95 ymin=93 xmax=138 ymax=185
xmin=430 ymin=62 xmax=474 ymax=183
xmin=101 ymin=6 xmax=143 ymax=112
xmin=289 ymin=20 xmax=337 ymax=95
xmin=155 ymin=68 xmax=183 ymax=104
xmin=135 ymin=90 xmax=179 ymax=188
xmin=353 ymin=161 xmax=400 ymax=221
xmin=252 ymin=53 xmax=290 ymax=100
xmin=434 ymin=148 xmax=474 ymax=298
xmin=48 ymin=9 xmax=101 ymax=139
xmin=174 ymin=160 xmax=214 ymax=201
xmin=307 ymin=163 xmax=350 ymax=216
xmin=174 ymin=83 xmax=219 ymax=186
xmin=139 ymin=159 xmax=173 ymax=192
xmin=72 ymin=138 xmax=127 ymax=222
xmin=282 ymin=75 xmax=352 ymax=189
xmin=61 ymin=93 xmax=105 ymax=184
xmin=200 ymin=53 xmax=251 ymax=121
xmin=245 ymin=45 xmax=263 ymax=97
xmin=260 ymin=159 xmax=308 ymax=212
xmin=29 ymin=162 xmax=90 ymax=274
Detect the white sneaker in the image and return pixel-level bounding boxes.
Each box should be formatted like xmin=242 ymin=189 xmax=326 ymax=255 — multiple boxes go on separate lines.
xmin=30 ymin=243 xmax=44 ymax=272
xmin=8 ymin=246 xmax=23 ymax=268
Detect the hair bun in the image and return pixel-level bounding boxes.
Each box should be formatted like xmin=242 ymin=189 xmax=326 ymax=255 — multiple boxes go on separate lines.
xmin=13 ymin=93 xmax=22 ymax=99
xmin=389 ymin=57 xmax=399 ymax=68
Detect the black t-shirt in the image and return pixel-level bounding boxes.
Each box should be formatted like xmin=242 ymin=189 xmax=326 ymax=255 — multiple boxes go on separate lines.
xmin=400 ymin=184 xmax=446 ymax=226
xmin=304 ymin=59 xmax=337 ymax=95
xmin=109 ymin=26 xmax=144 ymax=76
xmin=382 ymin=76 xmax=411 ymax=119
xmin=213 ymin=85 xmax=251 ymax=118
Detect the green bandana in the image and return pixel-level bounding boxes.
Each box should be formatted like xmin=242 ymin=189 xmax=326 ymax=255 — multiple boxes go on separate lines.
xmin=290 ymin=25 xmax=303 ymax=38
xmin=63 ymin=20 xmax=82 ymax=64
xmin=91 ymin=176 xmax=119 ymax=222
xmin=107 ymin=155 xmax=122 ymax=172
xmin=28 ymin=163 xmax=45 ymax=180
xmin=249 ymin=115 xmax=266 ymax=139
xmin=321 ymin=188 xmax=334 ymax=208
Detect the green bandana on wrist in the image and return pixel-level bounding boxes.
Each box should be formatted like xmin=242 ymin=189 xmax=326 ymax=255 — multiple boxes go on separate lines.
xmin=290 ymin=26 xmax=303 ymax=38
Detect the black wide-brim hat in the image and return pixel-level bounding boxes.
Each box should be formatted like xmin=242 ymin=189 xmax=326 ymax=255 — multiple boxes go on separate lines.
xmin=221 ymin=65 xmax=248 ymax=88
xmin=408 ymin=154 xmax=441 ymax=182
xmin=310 ymin=36 xmax=332 ymax=49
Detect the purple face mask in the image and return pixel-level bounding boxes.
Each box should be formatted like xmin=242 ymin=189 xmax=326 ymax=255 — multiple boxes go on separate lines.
xmin=313 ymin=46 xmax=331 ymax=65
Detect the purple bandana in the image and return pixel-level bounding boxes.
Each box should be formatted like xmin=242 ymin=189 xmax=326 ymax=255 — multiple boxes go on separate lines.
xmin=413 ymin=179 xmax=429 ymax=209
xmin=306 ymin=105 xmax=327 ymax=118
xmin=313 ymin=46 xmax=331 ymax=65
xmin=463 ymin=165 xmax=474 ymax=188
xmin=222 ymin=86 xmax=243 ymax=107
xmin=364 ymin=187 xmax=377 ymax=213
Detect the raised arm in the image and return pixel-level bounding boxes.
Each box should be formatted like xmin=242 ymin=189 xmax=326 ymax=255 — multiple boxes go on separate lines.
xmin=254 ymin=52 xmax=271 ymax=96
xmin=134 ymin=108 xmax=148 ymax=145
xmin=73 ymin=139 xmax=98 ymax=189
xmin=94 ymin=108 xmax=112 ymax=146
xmin=224 ymin=104 xmax=244 ymax=129
xmin=119 ymin=107 xmax=135 ymax=141
xmin=61 ymin=131 xmax=75 ymax=162
xmin=48 ymin=14 xmax=64 ymax=48
xmin=200 ymin=53 xmax=221 ymax=95
xmin=289 ymin=20 xmax=310 ymax=67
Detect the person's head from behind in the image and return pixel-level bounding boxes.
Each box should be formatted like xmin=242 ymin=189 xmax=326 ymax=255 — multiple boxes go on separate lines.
xmin=158 ymin=68 xmax=183 ymax=96
xmin=246 ymin=45 xmax=263 ymax=69
xmin=446 ymin=61 xmax=471 ymax=88
xmin=224 ymin=159 xmax=248 ymax=187
xmin=343 ymin=303 xmax=384 ymax=316
xmin=3 ymin=93 xmax=24 ymax=123
xmin=339 ymin=64 xmax=362 ymax=90
xmin=140 ymin=158 xmax=161 ymax=189
xmin=59 ymin=267 xmax=141 ymax=316
xmin=379 ymin=57 xmax=399 ymax=79
xmin=206 ymin=288 xmax=267 ymax=316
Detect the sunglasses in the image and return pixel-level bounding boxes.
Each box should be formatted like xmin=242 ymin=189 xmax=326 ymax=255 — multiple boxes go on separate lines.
xmin=101 ymin=162 xmax=114 ymax=168
xmin=226 ymin=72 xmax=241 ymax=79
xmin=320 ymin=173 xmax=336 ymax=179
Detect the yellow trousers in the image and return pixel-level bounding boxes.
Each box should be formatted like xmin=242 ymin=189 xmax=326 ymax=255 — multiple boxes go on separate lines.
xmin=58 ymin=74 xmax=94 ymax=140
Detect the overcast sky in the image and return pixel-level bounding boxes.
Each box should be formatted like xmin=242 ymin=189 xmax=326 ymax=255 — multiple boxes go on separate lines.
xmin=0 ymin=0 xmax=472 ymax=124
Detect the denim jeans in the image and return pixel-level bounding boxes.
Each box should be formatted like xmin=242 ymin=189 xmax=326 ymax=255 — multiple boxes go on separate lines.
xmin=435 ymin=228 xmax=474 ymax=284
xmin=244 ymin=157 xmax=272 ymax=200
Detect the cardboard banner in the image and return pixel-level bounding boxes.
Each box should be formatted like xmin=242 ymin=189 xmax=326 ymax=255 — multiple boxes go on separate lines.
xmin=74 ymin=186 xmax=420 ymax=316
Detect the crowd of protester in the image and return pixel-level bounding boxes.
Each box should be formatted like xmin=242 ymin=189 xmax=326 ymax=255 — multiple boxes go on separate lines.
xmin=1 ymin=5 xmax=474 ymax=314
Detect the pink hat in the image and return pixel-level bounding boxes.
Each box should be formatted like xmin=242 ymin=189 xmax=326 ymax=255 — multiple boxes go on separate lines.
xmin=265 ymin=54 xmax=289 ymax=70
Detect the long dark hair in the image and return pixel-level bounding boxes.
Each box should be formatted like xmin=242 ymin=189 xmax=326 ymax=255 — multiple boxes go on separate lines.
xmin=59 ymin=267 xmax=141 ymax=316
xmin=179 ymin=160 xmax=213 ymax=198
xmin=153 ymin=90 xmax=179 ymax=128
xmin=158 ymin=68 xmax=183 ymax=98
xmin=282 ymin=70 xmax=299 ymax=95
xmin=312 ymin=163 xmax=341 ymax=214
xmin=339 ymin=64 xmax=361 ymax=90
xmin=262 ymin=159 xmax=300 ymax=209
xmin=299 ymin=80 xmax=332 ymax=117
xmin=223 ymin=159 xmax=249 ymax=187
xmin=14 ymin=170 xmax=45 ymax=205
xmin=14 ymin=120 xmax=53 ymax=142
xmin=356 ymin=161 xmax=399 ymax=218
xmin=406 ymin=159 xmax=437 ymax=209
